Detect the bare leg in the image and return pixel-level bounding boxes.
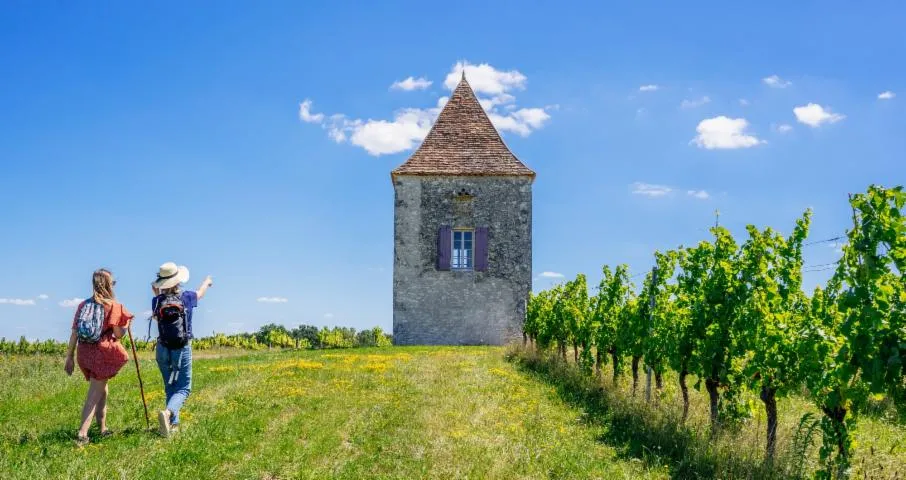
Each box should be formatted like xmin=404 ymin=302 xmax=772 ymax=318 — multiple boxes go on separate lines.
xmin=94 ymin=381 xmax=109 ymax=432
xmin=78 ymin=380 xmax=102 ymax=438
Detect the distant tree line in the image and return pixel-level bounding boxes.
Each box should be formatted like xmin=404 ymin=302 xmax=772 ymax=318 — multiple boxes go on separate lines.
xmin=0 ymin=324 xmax=392 ymax=355
xmin=253 ymin=324 xmax=393 ymax=349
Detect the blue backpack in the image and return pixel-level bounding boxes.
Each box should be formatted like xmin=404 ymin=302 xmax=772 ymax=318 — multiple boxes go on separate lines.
xmin=76 ymin=299 xmax=106 ymax=343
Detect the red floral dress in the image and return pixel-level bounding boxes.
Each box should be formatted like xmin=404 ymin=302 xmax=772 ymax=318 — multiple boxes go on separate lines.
xmin=71 ymin=301 xmax=134 ymax=381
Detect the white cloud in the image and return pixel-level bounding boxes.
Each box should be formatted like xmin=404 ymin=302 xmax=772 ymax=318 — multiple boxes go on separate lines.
xmin=632 ymin=182 xmax=673 ymax=197
xmin=37 ymin=294 xmax=49 ymax=300
xmin=141 ymin=310 xmax=153 ymax=317
xmin=0 ymin=298 xmax=36 ymax=306
xmin=350 ymin=108 xmax=435 ymax=155
xmin=324 ymin=313 xmax=334 ymax=319
xmin=512 ymin=108 xmax=550 ymax=129
xmin=298 ymin=99 xmax=324 ymax=123
xmin=878 ymin=91 xmax=895 ymax=100
xmin=739 ymin=99 xmax=750 ymax=106
xmin=59 ymin=298 xmax=83 ymax=308
xmin=301 ymin=61 xmax=552 ymax=156
xmin=539 ymin=272 xmax=564 ymax=278
xmin=478 ymin=94 xmax=516 ymax=110
xmin=692 ymin=116 xmax=764 ymax=149
xmin=775 ymin=123 xmax=793 ymax=134
xmin=793 ymin=103 xmax=845 ymax=127
xmin=639 ymin=84 xmax=659 ymax=92
xmin=763 ymin=75 xmax=791 ymax=88
xmin=443 ymin=61 xmax=526 ymax=95
xmin=327 ymin=127 xmax=346 ymax=143
xmin=630 ymin=182 xmax=713 ymax=200
xmin=486 ymin=108 xmax=552 ymax=137
xmin=681 ymin=96 xmax=711 ymax=109
xmin=257 ymin=297 xmax=288 ymax=303
xmin=391 ymin=76 xmax=432 ymax=91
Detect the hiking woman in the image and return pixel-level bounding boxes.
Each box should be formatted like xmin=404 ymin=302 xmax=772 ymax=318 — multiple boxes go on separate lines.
xmin=64 ymin=268 xmax=134 ymax=446
xmin=150 ymin=262 xmax=212 ymax=437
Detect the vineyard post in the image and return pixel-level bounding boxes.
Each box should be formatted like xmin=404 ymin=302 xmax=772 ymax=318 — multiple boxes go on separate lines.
xmin=645 ymin=266 xmax=658 ymax=404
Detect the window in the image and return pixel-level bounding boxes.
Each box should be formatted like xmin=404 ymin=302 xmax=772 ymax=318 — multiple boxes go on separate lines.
xmin=452 ymin=229 xmax=474 ymax=270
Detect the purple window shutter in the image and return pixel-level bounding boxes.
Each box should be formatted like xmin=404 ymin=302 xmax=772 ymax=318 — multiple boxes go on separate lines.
xmin=437 ymin=225 xmax=452 ymax=271
xmin=475 ymin=227 xmax=489 ymax=272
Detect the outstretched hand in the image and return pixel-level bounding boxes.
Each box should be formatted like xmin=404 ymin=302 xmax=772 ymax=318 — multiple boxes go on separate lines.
xmin=197 ymin=275 xmax=214 ymax=299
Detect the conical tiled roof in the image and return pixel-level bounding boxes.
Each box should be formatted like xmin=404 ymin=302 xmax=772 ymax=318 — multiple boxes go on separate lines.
xmin=391 ymin=77 xmax=535 ymax=178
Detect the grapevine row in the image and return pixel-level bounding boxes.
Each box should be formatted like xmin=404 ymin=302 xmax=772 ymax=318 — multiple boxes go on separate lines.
xmin=523 ymin=185 xmax=905 ymax=477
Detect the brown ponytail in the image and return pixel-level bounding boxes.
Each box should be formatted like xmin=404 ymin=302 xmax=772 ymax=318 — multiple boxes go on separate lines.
xmin=92 ymin=269 xmax=116 ymax=305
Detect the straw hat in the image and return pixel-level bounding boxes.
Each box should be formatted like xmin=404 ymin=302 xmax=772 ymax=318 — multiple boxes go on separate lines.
xmin=152 ymin=262 xmax=190 ymax=289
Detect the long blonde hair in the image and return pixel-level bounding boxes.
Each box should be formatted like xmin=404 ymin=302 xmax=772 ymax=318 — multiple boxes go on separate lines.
xmin=92 ymin=269 xmax=116 ymax=305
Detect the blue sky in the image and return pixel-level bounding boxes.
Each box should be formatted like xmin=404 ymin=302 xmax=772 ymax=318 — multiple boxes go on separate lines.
xmin=1 ymin=1 xmax=903 ymax=340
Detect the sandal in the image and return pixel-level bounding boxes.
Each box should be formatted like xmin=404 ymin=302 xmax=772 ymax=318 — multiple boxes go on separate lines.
xmin=75 ymin=435 xmax=89 ymax=447
xmin=100 ymin=429 xmax=114 ymax=437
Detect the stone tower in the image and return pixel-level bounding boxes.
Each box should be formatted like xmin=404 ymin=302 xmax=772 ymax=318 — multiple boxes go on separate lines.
xmin=391 ymin=75 xmax=535 ymax=345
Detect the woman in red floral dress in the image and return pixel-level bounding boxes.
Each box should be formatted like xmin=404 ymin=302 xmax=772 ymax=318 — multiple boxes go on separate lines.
xmin=63 ymin=268 xmax=134 ymax=446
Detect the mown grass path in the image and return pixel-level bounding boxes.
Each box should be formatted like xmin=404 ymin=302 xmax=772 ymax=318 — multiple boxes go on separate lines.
xmin=0 ymin=347 xmax=666 ymax=479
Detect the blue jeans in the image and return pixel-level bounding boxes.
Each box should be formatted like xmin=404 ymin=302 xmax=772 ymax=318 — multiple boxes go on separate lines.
xmin=155 ymin=342 xmax=192 ymax=425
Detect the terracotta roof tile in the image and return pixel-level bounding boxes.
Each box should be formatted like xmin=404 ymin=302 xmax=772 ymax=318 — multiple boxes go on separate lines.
xmin=391 ymin=77 xmax=535 ymax=178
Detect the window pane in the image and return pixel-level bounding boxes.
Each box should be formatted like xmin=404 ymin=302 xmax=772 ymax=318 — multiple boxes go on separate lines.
xmin=450 ymin=230 xmax=475 ymax=270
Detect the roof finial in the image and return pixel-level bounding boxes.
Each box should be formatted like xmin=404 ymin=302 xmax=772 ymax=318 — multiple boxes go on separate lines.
xmin=461 ymin=69 xmax=466 ymax=82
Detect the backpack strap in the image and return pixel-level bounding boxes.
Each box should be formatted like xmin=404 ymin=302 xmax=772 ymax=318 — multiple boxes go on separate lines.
xmin=148 ymin=295 xmax=158 ymax=342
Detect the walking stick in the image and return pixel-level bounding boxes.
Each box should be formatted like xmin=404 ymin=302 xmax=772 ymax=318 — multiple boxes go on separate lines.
xmin=127 ymin=326 xmax=151 ymax=430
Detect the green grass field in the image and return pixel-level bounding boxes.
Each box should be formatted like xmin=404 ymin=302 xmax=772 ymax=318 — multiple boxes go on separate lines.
xmin=0 ymin=347 xmax=666 ymax=480
xmin=510 ymin=348 xmax=906 ymax=480
xmin=4 ymin=347 xmax=905 ymax=479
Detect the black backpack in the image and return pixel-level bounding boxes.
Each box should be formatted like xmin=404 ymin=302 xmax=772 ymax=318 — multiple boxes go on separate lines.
xmin=154 ymin=293 xmax=189 ymax=348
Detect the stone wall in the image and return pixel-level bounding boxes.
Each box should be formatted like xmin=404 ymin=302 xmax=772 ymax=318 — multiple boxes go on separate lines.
xmin=392 ymin=175 xmax=532 ymax=345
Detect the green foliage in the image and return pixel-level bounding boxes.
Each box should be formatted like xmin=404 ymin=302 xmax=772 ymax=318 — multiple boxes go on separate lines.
xmin=735 ymin=210 xmax=812 ymax=460
xmin=257 ymin=324 xmax=296 ymax=348
xmin=738 ymin=211 xmax=811 ymax=395
xmin=639 ymin=251 xmax=679 ymax=378
xmin=355 ymin=327 xmax=392 ymax=347
xmin=803 ymin=185 xmax=906 ymax=477
xmin=0 ymin=337 xmax=67 ymax=355
xmin=317 ymin=326 xmax=357 ymax=349
xmin=524 ymin=185 xmax=906 ymax=475
xmin=291 ymin=324 xmax=321 ymax=349
xmin=591 ymin=264 xmax=632 ymax=379
xmin=564 ymin=274 xmax=594 ymax=370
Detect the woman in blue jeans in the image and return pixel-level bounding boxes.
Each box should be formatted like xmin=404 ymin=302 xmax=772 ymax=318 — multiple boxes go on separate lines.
xmin=151 ymin=262 xmax=212 ymax=437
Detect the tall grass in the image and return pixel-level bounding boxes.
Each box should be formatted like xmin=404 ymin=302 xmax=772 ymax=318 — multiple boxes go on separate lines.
xmin=507 ymin=346 xmax=906 ymax=479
